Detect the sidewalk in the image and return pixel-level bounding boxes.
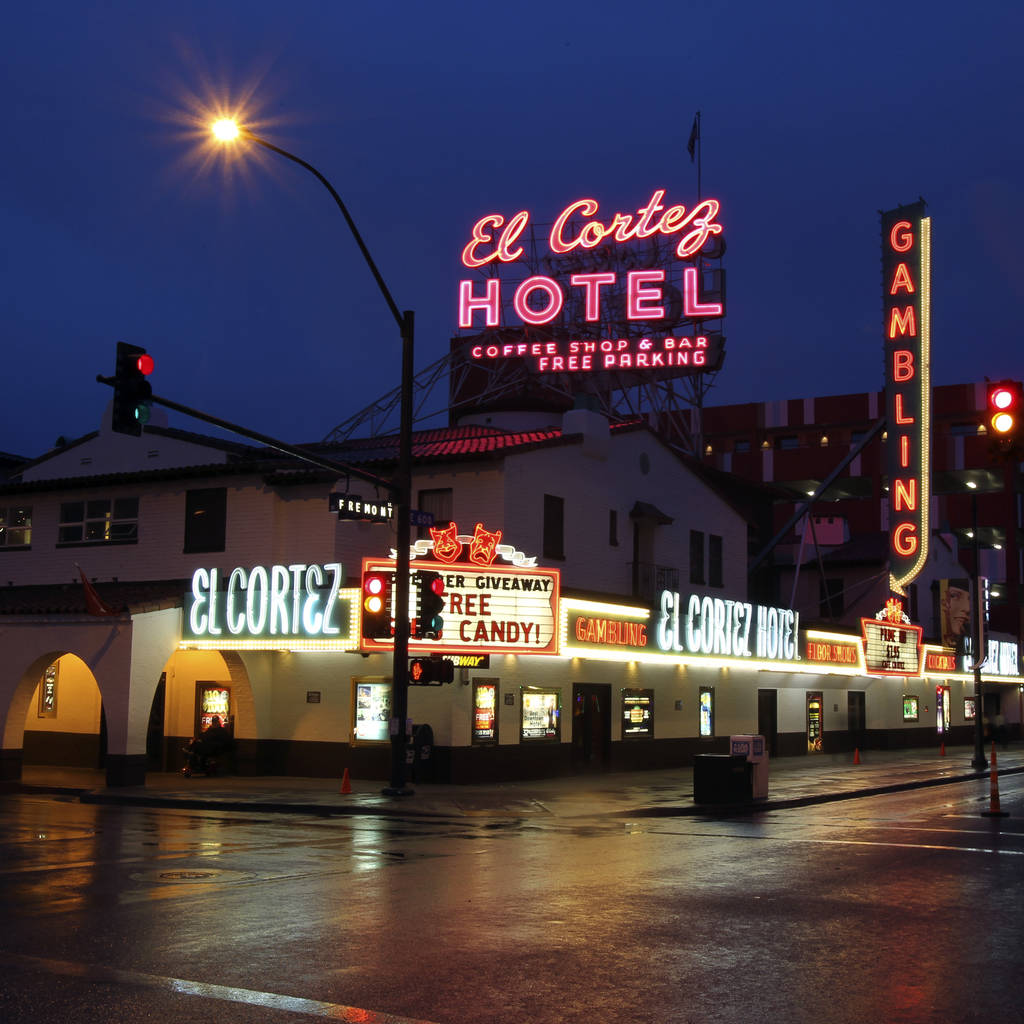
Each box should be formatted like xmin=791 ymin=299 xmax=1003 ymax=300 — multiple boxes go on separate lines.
xmin=9 ymin=744 xmax=1023 ymax=820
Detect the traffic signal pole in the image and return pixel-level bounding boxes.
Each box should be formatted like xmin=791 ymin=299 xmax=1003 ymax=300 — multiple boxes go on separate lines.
xmin=96 ymin=379 xmax=394 ymax=492
xmin=970 ymin=491 xmax=988 ymax=771
xmin=97 ymin=373 xmax=417 ymax=795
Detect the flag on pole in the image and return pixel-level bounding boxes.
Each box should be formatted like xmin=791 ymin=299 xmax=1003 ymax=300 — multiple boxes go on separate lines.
xmin=76 ymin=565 xmax=120 ymax=617
xmin=687 ymin=115 xmax=699 ymax=162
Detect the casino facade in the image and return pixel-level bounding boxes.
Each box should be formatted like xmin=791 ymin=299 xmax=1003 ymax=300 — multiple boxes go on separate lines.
xmin=1 ymin=188 xmax=1020 ymax=787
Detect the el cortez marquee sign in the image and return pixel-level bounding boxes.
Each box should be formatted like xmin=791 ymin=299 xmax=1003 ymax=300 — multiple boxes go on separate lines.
xmin=457 ymin=189 xmax=725 ymax=377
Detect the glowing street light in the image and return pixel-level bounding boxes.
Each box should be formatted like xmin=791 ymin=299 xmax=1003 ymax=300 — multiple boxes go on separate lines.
xmin=211 ymin=118 xmax=241 ymax=142
xmin=210 ymin=119 xmax=416 ymax=796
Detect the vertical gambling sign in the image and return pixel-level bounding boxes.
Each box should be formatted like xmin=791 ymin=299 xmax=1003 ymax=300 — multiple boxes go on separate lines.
xmin=881 ymin=202 xmax=931 ymax=594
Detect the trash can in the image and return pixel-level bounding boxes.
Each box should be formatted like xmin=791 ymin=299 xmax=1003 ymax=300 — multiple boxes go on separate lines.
xmin=730 ymin=734 xmax=769 ymax=800
xmin=693 ymin=753 xmax=753 ymax=804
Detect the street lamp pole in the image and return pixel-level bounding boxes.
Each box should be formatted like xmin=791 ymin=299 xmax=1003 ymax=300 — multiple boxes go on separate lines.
xmin=220 ymin=125 xmax=415 ymax=795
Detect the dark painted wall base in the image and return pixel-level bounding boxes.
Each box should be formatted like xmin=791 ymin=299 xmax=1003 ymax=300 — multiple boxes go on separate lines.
xmin=105 ymin=754 xmax=148 ymax=788
xmin=23 ymin=731 xmax=102 ymax=768
xmin=0 ymin=747 xmax=23 ymax=782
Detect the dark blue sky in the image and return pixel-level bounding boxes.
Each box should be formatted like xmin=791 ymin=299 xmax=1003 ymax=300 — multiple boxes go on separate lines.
xmin=3 ymin=2 xmax=1022 ymax=456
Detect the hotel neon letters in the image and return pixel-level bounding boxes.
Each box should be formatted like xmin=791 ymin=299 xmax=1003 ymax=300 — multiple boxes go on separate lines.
xmin=458 ymin=189 xmax=726 ymax=374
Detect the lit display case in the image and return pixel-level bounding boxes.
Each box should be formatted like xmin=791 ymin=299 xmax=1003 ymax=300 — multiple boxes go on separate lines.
xmin=353 ymin=679 xmax=391 ymax=743
xmin=622 ymin=688 xmax=654 ymax=740
xmin=521 ymin=687 xmax=560 ymax=742
xmin=903 ymin=695 xmax=920 ymax=722
xmin=472 ymin=679 xmax=498 ymax=745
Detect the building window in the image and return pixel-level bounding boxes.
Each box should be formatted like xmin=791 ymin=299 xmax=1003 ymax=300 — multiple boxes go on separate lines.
xmin=58 ymin=498 xmax=138 ymax=545
xmin=417 ymin=488 xmax=452 ymax=539
xmin=819 ymin=578 xmax=845 ymax=617
xmin=699 ymin=687 xmax=714 ymax=737
xmin=708 ymin=534 xmax=723 ymax=588
xmin=38 ymin=662 xmax=58 ymax=717
xmin=778 ymin=435 xmax=799 ymax=450
xmin=184 ymin=488 xmax=227 ymax=553
xmin=609 ymin=509 xmax=618 ymax=547
xmin=0 ymin=505 xmax=31 ymax=548
xmin=543 ymin=494 xmax=564 ymax=560
xmin=734 ymin=439 xmax=751 ymax=453
xmin=689 ymin=529 xmax=705 ymax=585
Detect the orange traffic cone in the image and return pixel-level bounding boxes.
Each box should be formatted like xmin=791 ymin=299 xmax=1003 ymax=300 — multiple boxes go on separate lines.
xmin=981 ymin=742 xmax=1009 ymax=818
xmin=853 ymin=748 xmax=861 ymax=765
xmin=340 ymin=767 xmax=352 ymax=795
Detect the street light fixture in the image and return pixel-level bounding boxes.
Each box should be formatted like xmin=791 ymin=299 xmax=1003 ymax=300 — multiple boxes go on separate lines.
xmin=211 ymin=119 xmax=415 ymax=796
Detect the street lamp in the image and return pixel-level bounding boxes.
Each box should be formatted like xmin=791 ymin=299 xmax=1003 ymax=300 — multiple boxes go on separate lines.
xmin=212 ymin=119 xmax=415 ymax=796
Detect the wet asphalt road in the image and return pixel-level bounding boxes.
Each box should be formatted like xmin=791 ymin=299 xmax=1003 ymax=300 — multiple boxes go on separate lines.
xmin=2 ymin=776 xmax=1024 ymax=1024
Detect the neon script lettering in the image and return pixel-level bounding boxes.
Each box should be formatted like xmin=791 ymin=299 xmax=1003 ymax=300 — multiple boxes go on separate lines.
xmin=461 ymin=190 xmax=723 ymax=269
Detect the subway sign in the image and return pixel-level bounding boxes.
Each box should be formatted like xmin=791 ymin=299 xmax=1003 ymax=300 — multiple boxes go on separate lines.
xmin=183 ymin=562 xmax=355 ymax=647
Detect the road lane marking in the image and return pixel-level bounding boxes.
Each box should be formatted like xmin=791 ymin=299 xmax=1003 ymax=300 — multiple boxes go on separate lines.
xmin=4 ymin=952 xmax=440 ymax=1023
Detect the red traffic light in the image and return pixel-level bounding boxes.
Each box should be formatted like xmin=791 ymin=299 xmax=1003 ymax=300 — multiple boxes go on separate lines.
xmin=363 ymin=573 xmax=385 ymax=611
xmin=111 ymin=341 xmax=154 ymax=436
xmin=361 ymin=571 xmax=392 ymax=639
xmin=987 ymin=380 xmax=1022 ymax=437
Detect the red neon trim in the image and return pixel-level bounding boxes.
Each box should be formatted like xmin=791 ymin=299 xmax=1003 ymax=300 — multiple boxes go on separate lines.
xmin=892 ymin=522 xmax=919 ymax=557
xmin=892 ymin=349 xmax=915 ymax=382
xmin=627 ymin=270 xmax=665 ymax=319
xmin=894 ymin=478 xmax=917 ymax=512
xmin=458 ymin=278 xmax=501 ymax=329
xmin=889 ymin=262 xmax=915 ymax=295
xmin=468 ymin=523 xmax=502 ymax=566
xmin=430 ymin=524 xmax=463 ymax=563
xmin=570 ymin=272 xmax=616 ymax=321
xmin=683 ymin=267 xmax=723 ymax=317
xmin=889 ymin=220 xmax=914 ymax=253
xmin=888 ymin=306 xmax=917 ymax=338
xmin=549 ymin=198 xmax=601 ymax=254
xmin=462 ymin=212 xmax=528 ymax=268
xmin=900 ymin=434 xmax=911 ymax=468
xmin=547 ymin=192 xmax=723 ymax=259
xmin=894 ymin=392 xmax=914 ymax=425
xmin=512 ymin=276 xmax=563 ymax=325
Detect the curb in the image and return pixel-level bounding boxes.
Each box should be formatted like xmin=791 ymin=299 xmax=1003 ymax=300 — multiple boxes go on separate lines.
xmin=24 ymin=763 xmax=1017 ymax=820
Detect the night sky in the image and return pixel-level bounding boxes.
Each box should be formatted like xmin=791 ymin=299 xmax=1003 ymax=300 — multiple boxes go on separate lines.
xmin=3 ymin=2 xmax=1022 ymax=458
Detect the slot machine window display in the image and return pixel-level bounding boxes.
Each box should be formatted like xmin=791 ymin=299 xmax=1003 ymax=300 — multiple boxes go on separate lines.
xmin=521 ymin=688 xmax=561 ymax=742
xmin=621 ymin=689 xmax=654 ymax=740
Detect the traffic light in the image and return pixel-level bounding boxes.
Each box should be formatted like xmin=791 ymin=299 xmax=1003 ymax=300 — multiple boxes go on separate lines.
xmin=361 ymin=570 xmax=392 ymax=639
xmin=415 ymin=570 xmax=445 ymax=640
xmin=409 ymin=657 xmax=455 ymax=685
xmin=111 ymin=341 xmax=154 ymax=436
xmin=986 ymin=380 xmax=1023 ymax=457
